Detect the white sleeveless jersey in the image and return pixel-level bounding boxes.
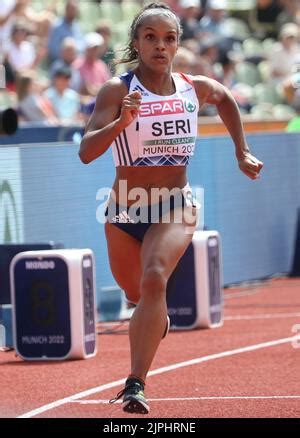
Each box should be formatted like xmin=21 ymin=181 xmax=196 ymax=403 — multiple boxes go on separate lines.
xmin=111 ymin=71 xmax=199 ymax=166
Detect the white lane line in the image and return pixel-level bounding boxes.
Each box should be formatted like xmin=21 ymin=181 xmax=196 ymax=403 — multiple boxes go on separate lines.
xmin=225 ymin=312 xmax=300 ymax=321
xmin=70 ymin=395 xmax=300 ymax=405
xmin=18 ymin=335 xmax=300 ymax=418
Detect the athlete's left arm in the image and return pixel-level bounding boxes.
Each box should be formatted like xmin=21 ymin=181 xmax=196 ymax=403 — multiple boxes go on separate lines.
xmin=192 ymin=75 xmax=263 ymax=180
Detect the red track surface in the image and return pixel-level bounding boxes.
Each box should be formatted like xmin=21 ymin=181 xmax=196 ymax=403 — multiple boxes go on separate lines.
xmin=1 ymin=277 xmax=300 ymax=418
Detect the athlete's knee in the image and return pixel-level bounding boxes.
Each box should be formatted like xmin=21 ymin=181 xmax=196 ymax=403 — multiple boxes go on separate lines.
xmin=141 ymin=265 xmax=167 ymax=298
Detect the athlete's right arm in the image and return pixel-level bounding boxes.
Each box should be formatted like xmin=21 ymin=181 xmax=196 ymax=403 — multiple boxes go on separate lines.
xmin=79 ymin=78 xmax=141 ymax=164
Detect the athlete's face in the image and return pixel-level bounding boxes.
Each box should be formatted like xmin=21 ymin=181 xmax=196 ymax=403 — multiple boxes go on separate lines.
xmin=134 ymin=15 xmax=179 ymax=71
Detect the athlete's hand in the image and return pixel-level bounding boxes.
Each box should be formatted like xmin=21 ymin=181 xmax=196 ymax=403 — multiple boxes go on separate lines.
xmin=238 ymin=152 xmax=264 ymax=180
xmin=119 ymin=90 xmax=142 ymax=127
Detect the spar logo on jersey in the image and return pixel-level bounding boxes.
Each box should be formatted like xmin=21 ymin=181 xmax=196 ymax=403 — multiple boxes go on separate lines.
xmin=184 ymin=99 xmax=197 ymax=113
xmin=139 ymin=99 xmax=184 ymax=117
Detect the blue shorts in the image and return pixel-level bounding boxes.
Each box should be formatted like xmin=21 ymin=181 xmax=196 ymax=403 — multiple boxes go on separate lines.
xmin=105 ymin=185 xmax=197 ymax=242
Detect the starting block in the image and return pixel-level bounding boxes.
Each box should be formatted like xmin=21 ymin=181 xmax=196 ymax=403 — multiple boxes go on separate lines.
xmin=167 ymin=230 xmax=223 ymax=329
xmin=10 ymin=249 xmax=97 ymax=360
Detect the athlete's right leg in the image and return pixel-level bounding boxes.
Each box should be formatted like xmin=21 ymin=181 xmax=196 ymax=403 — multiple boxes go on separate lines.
xmin=105 ymin=222 xmax=142 ymax=304
xmin=128 ymin=215 xmax=195 ymax=383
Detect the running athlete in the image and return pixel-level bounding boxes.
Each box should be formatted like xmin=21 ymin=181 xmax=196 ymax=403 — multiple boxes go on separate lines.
xmin=79 ymin=2 xmax=263 ymax=415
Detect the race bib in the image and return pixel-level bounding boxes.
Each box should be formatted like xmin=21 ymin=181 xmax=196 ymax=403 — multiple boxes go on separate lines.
xmin=137 ymin=98 xmax=198 ymax=158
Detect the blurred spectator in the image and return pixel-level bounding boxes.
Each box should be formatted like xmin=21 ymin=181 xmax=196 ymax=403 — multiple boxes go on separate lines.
xmin=4 ymin=21 xmax=46 ymax=75
xmin=197 ymin=0 xmax=227 ymax=39
xmin=268 ymin=22 xmax=300 ymax=84
xmin=163 ymin=0 xmax=183 ymax=15
xmin=12 ymin=0 xmax=55 ymax=40
xmin=43 ymin=66 xmax=82 ymax=124
xmin=217 ymin=50 xmax=237 ymax=89
xmin=191 ymin=36 xmax=221 ymax=115
xmin=47 ymin=0 xmax=84 ymax=64
xmin=277 ymin=0 xmax=300 ymax=28
xmin=193 ymin=35 xmax=219 ymax=78
xmin=197 ymin=0 xmax=239 ymax=56
xmin=172 ymin=46 xmax=196 ymax=74
xmin=181 ymin=37 xmax=200 ymax=54
xmin=249 ymin=0 xmax=283 ymax=39
xmin=282 ymin=62 xmax=300 ymax=103
xmin=50 ymin=36 xmax=81 ymax=92
xmin=16 ymin=70 xmax=58 ymax=124
xmin=179 ymin=0 xmax=203 ymax=41
xmin=73 ymin=32 xmax=111 ymax=97
xmin=230 ymin=83 xmax=253 ymax=114
xmin=1 ymin=0 xmax=54 ymax=53
xmin=95 ymin=20 xmax=116 ymax=75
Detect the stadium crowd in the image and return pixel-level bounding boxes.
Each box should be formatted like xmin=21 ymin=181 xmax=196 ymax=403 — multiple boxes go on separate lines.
xmin=0 ymin=0 xmax=300 ymax=128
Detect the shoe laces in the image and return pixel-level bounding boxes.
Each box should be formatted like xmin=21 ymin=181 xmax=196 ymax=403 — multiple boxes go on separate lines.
xmin=109 ymin=379 xmax=144 ymax=404
xmin=109 ymin=387 xmax=127 ymax=404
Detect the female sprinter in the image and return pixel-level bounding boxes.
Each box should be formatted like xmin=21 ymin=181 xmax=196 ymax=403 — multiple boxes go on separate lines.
xmin=79 ymin=2 xmax=263 ymax=414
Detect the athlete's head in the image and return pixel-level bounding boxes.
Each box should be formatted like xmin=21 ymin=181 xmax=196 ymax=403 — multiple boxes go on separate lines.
xmin=118 ymin=3 xmax=182 ymax=68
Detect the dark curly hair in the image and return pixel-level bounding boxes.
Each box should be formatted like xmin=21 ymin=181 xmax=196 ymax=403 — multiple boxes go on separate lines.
xmin=115 ymin=2 xmax=182 ymax=65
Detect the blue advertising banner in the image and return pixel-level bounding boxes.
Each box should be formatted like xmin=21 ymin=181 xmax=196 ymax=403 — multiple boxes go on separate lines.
xmin=1 ymin=131 xmax=300 ymax=319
